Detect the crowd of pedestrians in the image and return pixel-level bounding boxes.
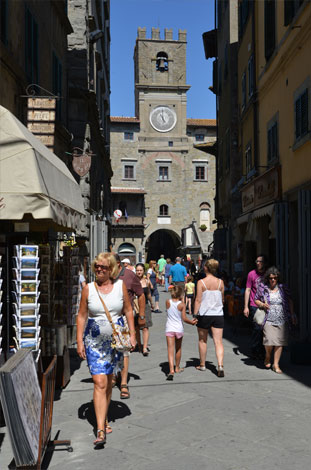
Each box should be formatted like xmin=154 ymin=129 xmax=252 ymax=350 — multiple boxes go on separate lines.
xmin=76 ymin=251 xmax=297 ymax=448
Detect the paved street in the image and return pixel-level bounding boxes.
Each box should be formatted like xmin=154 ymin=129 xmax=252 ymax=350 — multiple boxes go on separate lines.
xmin=1 ymin=289 xmax=311 ymax=470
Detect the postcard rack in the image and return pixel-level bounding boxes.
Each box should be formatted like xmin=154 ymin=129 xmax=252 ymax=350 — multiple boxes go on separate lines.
xmin=12 ymin=245 xmax=41 ymax=355
xmin=17 ymin=356 xmax=72 ymax=470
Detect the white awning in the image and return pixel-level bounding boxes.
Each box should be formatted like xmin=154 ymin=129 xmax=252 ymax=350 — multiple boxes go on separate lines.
xmin=0 ymin=106 xmax=86 ymax=231
xmin=251 ymin=204 xmax=274 ymax=220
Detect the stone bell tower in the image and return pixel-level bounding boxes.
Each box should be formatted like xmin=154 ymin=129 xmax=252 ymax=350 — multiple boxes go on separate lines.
xmin=134 ymin=27 xmax=190 ymax=137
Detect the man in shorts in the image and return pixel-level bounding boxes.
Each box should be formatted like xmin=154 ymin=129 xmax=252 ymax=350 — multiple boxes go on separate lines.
xmin=157 ymin=254 xmax=166 ymax=286
xmin=114 ymin=254 xmax=145 ymax=399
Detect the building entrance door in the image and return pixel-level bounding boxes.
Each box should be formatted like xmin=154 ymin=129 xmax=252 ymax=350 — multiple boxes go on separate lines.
xmin=145 ymin=229 xmax=180 ymax=262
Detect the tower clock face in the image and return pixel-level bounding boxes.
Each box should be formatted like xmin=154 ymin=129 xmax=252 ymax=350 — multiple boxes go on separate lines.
xmin=149 ymin=106 xmax=177 ymax=132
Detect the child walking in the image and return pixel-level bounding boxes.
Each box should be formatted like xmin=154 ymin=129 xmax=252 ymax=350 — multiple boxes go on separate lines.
xmin=185 ymin=275 xmax=195 ymax=313
xmin=165 ymin=285 xmax=197 ymax=381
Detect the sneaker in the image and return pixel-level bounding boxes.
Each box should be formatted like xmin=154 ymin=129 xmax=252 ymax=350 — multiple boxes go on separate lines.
xmin=217 ymin=365 xmax=224 ymax=377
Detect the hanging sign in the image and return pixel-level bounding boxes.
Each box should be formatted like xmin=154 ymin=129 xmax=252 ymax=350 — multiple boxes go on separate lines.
xmin=72 ymin=148 xmax=92 ymax=177
xmin=113 ymin=209 xmax=122 ymax=220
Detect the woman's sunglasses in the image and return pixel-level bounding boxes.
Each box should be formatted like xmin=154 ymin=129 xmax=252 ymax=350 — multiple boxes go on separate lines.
xmin=94 ymin=264 xmax=109 ymax=271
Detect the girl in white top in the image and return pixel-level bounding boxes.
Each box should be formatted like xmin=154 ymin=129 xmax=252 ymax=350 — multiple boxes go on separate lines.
xmin=165 ymin=285 xmax=197 ymax=381
xmin=193 ymin=259 xmax=225 ymax=377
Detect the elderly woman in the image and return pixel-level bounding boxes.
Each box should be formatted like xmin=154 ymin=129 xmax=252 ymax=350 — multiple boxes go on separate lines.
xmin=77 ymin=253 xmax=136 ymax=446
xmin=255 ymin=266 xmax=297 ymax=374
xmin=193 ymin=259 xmax=225 ymax=377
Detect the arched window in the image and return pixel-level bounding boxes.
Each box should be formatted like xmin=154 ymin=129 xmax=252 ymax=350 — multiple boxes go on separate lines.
xmin=156 ymin=51 xmax=168 ymax=72
xmin=159 ymin=204 xmax=169 ymax=216
xmin=200 ymin=202 xmax=211 ymax=230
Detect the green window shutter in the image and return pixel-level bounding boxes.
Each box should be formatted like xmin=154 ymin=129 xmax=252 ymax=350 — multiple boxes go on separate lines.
xmin=296 ymin=97 xmax=302 ymax=140
xmin=284 ymin=0 xmax=295 ymax=26
xmin=301 ymin=89 xmax=308 ymax=136
xmin=264 ymin=0 xmax=276 ymax=61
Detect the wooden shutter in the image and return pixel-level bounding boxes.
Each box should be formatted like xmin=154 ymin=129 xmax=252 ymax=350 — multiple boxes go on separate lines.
xmin=301 ymin=89 xmax=308 ymax=136
xmin=264 ymin=0 xmax=276 ymax=61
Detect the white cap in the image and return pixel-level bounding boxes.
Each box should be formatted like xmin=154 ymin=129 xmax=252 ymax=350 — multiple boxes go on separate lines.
xmin=121 ymin=258 xmax=130 ymax=264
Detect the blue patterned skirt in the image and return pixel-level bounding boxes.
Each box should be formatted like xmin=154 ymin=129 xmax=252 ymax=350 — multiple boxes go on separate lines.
xmin=83 ymin=317 xmax=124 ymax=375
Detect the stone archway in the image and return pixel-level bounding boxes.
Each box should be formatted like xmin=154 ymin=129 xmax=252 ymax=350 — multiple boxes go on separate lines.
xmin=145 ymin=229 xmax=181 ymax=262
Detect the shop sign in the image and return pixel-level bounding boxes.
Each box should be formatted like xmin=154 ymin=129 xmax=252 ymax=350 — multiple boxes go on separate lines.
xmin=27 ymin=110 xmax=56 ymax=121
xmin=36 ymin=135 xmax=55 ymax=146
xmin=241 ymin=166 xmax=280 ymax=213
xmin=27 ymin=98 xmax=56 ymax=109
xmin=72 ymin=148 xmax=92 ymax=177
xmin=27 ymin=123 xmax=55 ymax=134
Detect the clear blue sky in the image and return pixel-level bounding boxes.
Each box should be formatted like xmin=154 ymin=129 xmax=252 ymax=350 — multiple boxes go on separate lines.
xmin=110 ymin=0 xmax=216 ymax=119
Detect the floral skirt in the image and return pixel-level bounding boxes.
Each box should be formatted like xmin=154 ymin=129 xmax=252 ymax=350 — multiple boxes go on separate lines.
xmin=83 ymin=317 xmax=124 ymax=376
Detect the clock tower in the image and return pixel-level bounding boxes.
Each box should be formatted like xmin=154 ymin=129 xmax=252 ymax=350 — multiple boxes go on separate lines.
xmin=134 ymin=27 xmax=190 ymax=140
xmin=110 ymin=27 xmax=216 ymax=263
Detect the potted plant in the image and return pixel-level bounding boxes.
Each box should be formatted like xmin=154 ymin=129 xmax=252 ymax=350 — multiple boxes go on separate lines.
xmin=199 ymin=224 xmax=207 ymax=231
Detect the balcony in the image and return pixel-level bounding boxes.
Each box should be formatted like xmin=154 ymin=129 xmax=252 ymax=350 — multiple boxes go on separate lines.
xmin=111 ymin=216 xmax=144 ymax=227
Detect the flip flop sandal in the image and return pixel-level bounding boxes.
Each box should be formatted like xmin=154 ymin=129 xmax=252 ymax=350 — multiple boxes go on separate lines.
xmin=94 ymin=429 xmax=106 ymax=446
xmin=175 ymin=368 xmax=184 ymax=373
xmin=120 ymin=384 xmax=130 ymax=399
xmin=166 ymin=373 xmax=174 ymax=381
xmin=196 ymin=365 xmax=206 ymax=371
xmin=105 ymin=419 xmax=112 ymax=434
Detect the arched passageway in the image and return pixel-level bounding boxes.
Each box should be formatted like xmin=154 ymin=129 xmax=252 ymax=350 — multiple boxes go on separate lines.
xmin=145 ymin=229 xmax=180 ymax=262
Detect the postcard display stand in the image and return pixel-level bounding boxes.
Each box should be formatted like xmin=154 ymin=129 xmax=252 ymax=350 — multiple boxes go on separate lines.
xmin=12 ymin=245 xmax=41 ymax=356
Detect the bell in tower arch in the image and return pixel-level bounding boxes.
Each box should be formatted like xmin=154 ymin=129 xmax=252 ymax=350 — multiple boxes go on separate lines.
xmin=156 ymin=52 xmax=168 ymax=72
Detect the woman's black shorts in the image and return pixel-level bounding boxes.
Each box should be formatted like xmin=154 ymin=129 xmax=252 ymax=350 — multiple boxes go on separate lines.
xmin=196 ymin=315 xmax=224 ymax=329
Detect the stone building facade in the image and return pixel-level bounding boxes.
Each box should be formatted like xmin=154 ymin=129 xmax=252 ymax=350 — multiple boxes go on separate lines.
xmin=110 ymin=28 xmax=216 ymax=263
xmin=67 ymin=0 xmax=112 ymax=258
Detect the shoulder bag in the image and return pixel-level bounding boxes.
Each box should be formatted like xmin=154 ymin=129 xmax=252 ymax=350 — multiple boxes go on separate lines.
xmin=253 ymin=296 xmax=267 ymax=326
xmin=94 ymin=282 xmax=132 ymax=352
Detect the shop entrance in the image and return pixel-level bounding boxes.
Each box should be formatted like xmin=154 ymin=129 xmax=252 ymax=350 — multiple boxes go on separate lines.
xmin=145 ymin=229 xmax=180 ymax=262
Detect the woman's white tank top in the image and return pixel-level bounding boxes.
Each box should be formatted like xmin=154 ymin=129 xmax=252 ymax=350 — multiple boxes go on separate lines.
xmin=87 ymin=280 xmax=124 ymax=320
xmin=166 ymin=299 xmax=183 ymax=333
xmin=198 ymin=279 xmax=223 ymax=317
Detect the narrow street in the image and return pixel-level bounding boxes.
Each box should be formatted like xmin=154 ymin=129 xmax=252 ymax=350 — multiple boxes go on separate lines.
xmin=2 ymin=289 xmax=310 ymax=470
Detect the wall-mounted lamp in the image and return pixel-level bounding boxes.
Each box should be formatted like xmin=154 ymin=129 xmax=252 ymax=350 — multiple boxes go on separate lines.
xmin=89 ymin=29 xmax=105 ymax=42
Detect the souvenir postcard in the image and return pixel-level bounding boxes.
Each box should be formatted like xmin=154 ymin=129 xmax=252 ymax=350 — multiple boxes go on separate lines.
xmin=20 ymin=269 xmax=40 ymax=281
xmin=20 ymin=306 xmax=40 ymax=317
xmin=0 ymin=291 xmax=2 ymax=301
xmin=20 ymin=294 xmax=39 ymax=305
xmin=20 ymin=317 xmax=38 ymax=328
xmin=19 ymin=245 xmax=38 ymax=258
xmin=20 ymin=328 xmax=38 ymax=339
xmin=0 ymin=267 xmax=2 ymax=276
xmin=21 ymin=258 xmax=39 ymax=269
xmin=0 ymin=279 xmax=2 ymax=289
xmin=19 ymin=339 xmax=37 ymax=349
xmin=21 ymin=282 xmax=40 ymax=293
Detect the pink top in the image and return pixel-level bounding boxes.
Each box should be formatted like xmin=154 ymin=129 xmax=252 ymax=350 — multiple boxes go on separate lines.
xmin=246 ymin=269 xmax=263 ymax=307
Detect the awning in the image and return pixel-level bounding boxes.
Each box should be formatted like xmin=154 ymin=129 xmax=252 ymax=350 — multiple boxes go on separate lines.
xmin=252 ymin=204 xmax=274 ymax=220
xmin=0 ymin=106 xmax=86 ymax=231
